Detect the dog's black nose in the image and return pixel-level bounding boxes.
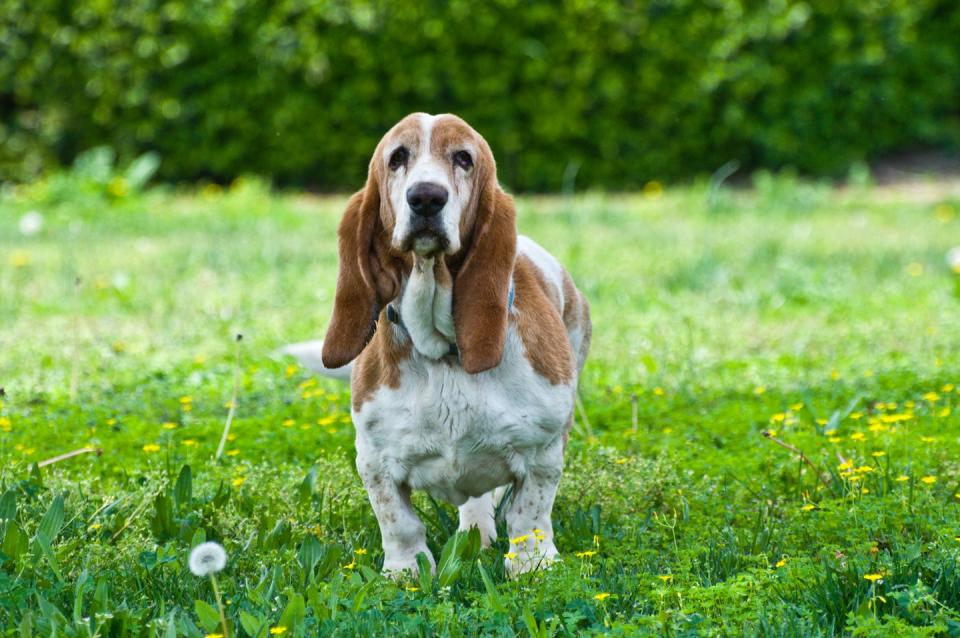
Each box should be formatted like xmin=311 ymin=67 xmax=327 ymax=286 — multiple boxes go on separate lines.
xmin=406 ymin=182 xmax=448 ymax=217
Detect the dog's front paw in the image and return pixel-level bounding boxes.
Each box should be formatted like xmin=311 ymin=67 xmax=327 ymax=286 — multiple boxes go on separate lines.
xmin=383 ymin=548 xmax=436 ymax=579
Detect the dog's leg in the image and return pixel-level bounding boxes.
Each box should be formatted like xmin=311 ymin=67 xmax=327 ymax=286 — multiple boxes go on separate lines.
xmin=356 ymin=454 xmax=435 ymax=576
xmin=504 ymin=442 xmax=563 ymax=577
xmin=458 ymin=492 xmax=497 ymax=547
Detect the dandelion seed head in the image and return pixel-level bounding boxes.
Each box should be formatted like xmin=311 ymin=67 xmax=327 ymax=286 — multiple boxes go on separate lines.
xmin=189 ymin=541 xmax=227 ymax=576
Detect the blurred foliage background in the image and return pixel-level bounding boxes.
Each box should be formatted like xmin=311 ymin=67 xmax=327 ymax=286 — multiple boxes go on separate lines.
xmin=1 ymin=0 xmax=958 ymax=191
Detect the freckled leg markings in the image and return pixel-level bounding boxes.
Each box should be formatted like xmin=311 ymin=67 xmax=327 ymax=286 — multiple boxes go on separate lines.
xmin=504 ymin=445 xmax=563 ymax=577
xmin=356 ymin=455 xmax=435 ymax=576
xmin=457 ymin=491 xmax=497 ymax=547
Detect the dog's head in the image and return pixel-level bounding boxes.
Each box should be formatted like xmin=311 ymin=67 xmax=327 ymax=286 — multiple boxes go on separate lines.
xmin=321 ymin=113 xmax=517 ymax=374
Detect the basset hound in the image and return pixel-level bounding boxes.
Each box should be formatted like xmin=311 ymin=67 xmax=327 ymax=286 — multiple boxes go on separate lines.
xmin=287 ymin=113 xmax=591 ymax=576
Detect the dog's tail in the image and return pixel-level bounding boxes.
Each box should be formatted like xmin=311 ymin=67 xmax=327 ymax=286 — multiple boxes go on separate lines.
xmin=278 ymin=340 xmax=353 ymax=381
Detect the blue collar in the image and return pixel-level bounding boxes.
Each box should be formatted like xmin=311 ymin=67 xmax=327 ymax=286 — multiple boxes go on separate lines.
xmin=387 ymin=282 xmax=516 ymax=358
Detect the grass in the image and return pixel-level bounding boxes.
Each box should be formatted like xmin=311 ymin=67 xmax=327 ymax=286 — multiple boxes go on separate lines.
xmin=1 ymin=170 xmax=960 ymax=636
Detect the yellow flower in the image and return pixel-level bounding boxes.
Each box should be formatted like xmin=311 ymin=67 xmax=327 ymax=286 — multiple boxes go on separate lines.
xmin=593 ymin=592 xmax=611 ymax=601
xmin=938 ymin=408 xmax=951 ymax=418
xmin=142 ymin=443 xmax=161 ymax=453
xmin=285 ymin=364 xmax=298 ymax=378
xmin=790 ymin=402 xmax=804 ymax=411
xmin=753 ymin=385 xmax=766 ymax=395
xmin=161 ymin=422 xmax=177 ymax=430
xmin=921 ymin=476 xmax=937 ymax=485
xmin=342 ymin=560 xmax=356 ymax=570
xmin=653 ymin=387 xmax=664 ymax=397
xmin=405 ymin=586 xmax=419 ymax=592
xmin=504 ymin=552 xmax=517 ymax=560
xmin=800 ymin=504 xmax=816 ymax=512
xmin=231 ymin=477 xmax=245 ymax=487
xmin=935 ymin=203 xmax=956 ymax=223
xmin=895 ymin=475 xmax=910 ymax=482
xmin=226 ymin=449 xmax=240 ymax=456
xmin=574 ymin=550 xmax=597 ymax=558
xmin=179 ymin=396 xmax=193 ymax=404
xmin=921 ymin=436 xmax=937 ymax=443
xmin=942 ymin=384 xmax=955 ymax=393
xmin=849 ymin=412 xmax=863 ymax=420
xmin=354 ymin=548 xmax=368 ymax=555
xmin=775 ymin=558 xmax=787 ymax=568
xmin=923 ymin=392 xmax=940 ymax=402
xmin=9 ymin=249 xmax=30 ymax=268
xmin=864 ymin=573 xmax=883 ymax=582
xmin=850 ymin=432 xmax=867 ymax=442
xmin=182 ymin=439 xmax=197 ymax=446
xmin=282 ymin=419 xmax=295 ymax=427
xmin=269 ymin=628 xmax=287 ymax=636
xmin=642 ymin=180 xmax=663 ymax=200
xmin=770 ymin=413 xmax=786 ymax=423
xmin=837 ymin=460 xmax=854 ymax=471
xmin=657 ymin=574 xmax=673 ymax=582
xmin=510 ymin=534 xmax=530 ymax=545
xmin=871 ymin=451 xmax=885 ymax=457
xmin=830 ymin=370 xmax=840 ymax=381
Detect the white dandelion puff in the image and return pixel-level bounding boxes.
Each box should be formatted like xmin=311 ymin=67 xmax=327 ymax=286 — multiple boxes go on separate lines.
xmin=947 ymin=247 xmax=960 ymax=273
xmin=19 ymin=211 xmax=43 ymax=236
xmin=189 ymin=541 xmax=227 ymax=576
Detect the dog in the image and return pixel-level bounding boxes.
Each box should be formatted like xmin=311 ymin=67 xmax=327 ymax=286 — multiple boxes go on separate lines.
xmin=287 ymin=113 xmax=590 ymax=576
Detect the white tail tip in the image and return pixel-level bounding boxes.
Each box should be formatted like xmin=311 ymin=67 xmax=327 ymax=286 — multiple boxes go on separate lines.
xmin=278 ymin=340 xmax=353 ymax=381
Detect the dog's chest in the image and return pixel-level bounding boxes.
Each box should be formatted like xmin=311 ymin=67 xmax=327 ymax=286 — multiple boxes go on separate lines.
xmin=352 ymin=335 xmax=574 ymax=505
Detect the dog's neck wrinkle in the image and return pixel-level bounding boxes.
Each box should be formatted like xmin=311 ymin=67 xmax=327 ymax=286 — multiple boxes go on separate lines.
xmin=396 ymin=257 xmax=456 ymax=360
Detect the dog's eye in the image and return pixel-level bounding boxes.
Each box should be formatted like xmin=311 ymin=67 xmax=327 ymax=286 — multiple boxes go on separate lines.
xmin=453 ymin=150 xmax=473 ymax=170
xmin=388 ymin=147 xmax=408 ymax=171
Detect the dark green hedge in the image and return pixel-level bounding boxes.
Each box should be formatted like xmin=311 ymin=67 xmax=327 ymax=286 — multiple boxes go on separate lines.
xmin=2 ymin=0 xmax=959 ymax=191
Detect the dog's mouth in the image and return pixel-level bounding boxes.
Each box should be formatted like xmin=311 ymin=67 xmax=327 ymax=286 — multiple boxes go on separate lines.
xmin=402 ymin=227 xmax=449 ymax=256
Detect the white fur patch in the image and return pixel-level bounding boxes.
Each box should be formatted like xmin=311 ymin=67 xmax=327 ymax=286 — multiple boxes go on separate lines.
xmin=389 ymin=113 xmax=474 ymax=256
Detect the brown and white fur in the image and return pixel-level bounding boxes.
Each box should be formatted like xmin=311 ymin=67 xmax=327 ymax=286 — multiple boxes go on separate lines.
xmin=287 ymin=113 xmax=591 ymax=577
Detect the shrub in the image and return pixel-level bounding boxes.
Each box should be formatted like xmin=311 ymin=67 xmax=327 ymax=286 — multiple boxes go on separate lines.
xmin=1 ymin=0 xmax=958 ymax=190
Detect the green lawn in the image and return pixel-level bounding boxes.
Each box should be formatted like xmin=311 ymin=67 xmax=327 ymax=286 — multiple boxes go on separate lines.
xmin=2 ymin=174 xmax=960 ymax=636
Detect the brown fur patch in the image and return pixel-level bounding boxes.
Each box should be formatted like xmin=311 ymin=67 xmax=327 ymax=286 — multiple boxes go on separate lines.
xmin=351 ymin=317 xmax=411 ymax=411
xmin=561 ymin=271 xmax=592 ymax=373
xmin=452 ymin=186 xmax=517 ymax=374
xmin=512 ymin=256 xmax=574 ymax=385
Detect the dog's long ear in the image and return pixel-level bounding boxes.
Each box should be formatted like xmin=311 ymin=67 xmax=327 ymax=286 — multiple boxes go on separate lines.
xmin=453 ymin=181 xmax=517 ymax=374
xmin=322 ymin=167 xmax=397 ymax=368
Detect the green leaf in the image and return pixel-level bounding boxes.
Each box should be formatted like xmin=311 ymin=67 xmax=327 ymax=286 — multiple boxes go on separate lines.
xmin=297 ymin=535 xmax=322 ymax=579
xmin=417 ymin=553 xmax=433 ymax=593
xmin=150 ymin=494 xmax=175 ymax=542
xmin=239 ymin=610 xmax=264 ymax=638
xmin=194 ymin=599 xmax=220 ymax=633
xmin=278 ymin=590 xmax=306 ymax=630
xmin=0 ymin=489 xmax=16 ymax=522
xmin=298 ymin=466 xmax=317 ymax=506
xmin=477 ymin=561 xmax=506 ymax=613
xmin=164 ymin=610 xmax=178 ymax=638
xmin=2 ymin=522 xmax=28 ymax=563
xmin=36 ymin=534 xmax=63 ymax=582
xmin=36 ymin=493 xmax=64 ymax=543
xmin=174 ymin=465 xmax=193 ymax=508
